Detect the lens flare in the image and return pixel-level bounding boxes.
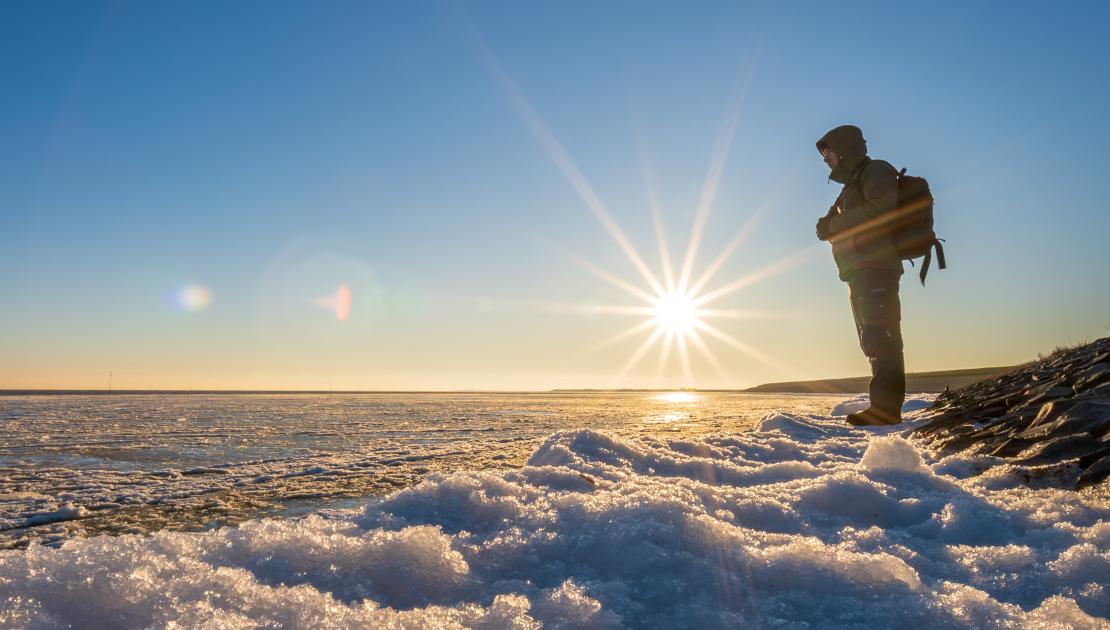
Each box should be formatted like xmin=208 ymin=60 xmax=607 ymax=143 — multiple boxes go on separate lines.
xmin=314 ymin=284 xmax=352 ymax=322
xmin=174 ymin=285 xmax=212 ymax=311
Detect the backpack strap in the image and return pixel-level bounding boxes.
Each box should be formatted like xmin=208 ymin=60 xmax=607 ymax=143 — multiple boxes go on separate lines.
xmin=853 ymin=159 xmax=899 ymax=199
xmin=919 ymin=246 xmax=932 ymax=285
xmin=918 ymin=238 xmax=947 ymax=285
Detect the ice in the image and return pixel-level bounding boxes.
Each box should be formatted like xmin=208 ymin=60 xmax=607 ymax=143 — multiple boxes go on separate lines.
xmin=902 ymin=398 xmax=934 ymax=414
xmin=22 ymin=503 xmax=88 ymax=527
xmin=859 ymin=435 xmax=935 ymax=476
xmin=830 ymin=394 xmax=935 ymax=417
xmin=831 ymin=394 xmax=872 ymax=416
xmin=0 ymin=392 xmax=843 ymax=547
xmin=1 ymin=395 xmax=1108 ymax=628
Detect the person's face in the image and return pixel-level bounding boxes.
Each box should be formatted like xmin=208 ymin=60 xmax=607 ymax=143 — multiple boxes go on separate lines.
xmin=821 ymin=147 xmax=839 ymax=170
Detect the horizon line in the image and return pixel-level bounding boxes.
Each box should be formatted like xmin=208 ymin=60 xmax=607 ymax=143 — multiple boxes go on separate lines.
xmin=0 ymin=387 xmax=745 ymax=396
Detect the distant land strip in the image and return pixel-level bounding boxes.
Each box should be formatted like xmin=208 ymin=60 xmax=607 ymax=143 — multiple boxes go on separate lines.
xmin=0 ymin=366 xmax=1019 ymax=396
xmin=743 ymin=366 xmax=1020 ymax=394
xmin=0 ymin=390 xmax=539 ymax=396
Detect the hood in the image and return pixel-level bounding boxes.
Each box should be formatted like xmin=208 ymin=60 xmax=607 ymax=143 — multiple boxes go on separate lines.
xmin=816 ymin=125 xmax=868 ymax=183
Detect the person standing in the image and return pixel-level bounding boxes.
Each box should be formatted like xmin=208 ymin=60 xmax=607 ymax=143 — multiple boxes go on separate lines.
xmin=815 ymin=125 xmax=905 ymax=426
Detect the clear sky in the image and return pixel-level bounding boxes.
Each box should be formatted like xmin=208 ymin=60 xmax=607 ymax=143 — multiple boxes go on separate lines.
xmin=3 ymin=1 xmax=1108 ymax=390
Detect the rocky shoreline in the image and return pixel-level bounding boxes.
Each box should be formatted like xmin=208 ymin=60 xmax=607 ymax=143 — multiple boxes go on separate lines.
xmin=913 ymin=337 xmax=1110 ymax=490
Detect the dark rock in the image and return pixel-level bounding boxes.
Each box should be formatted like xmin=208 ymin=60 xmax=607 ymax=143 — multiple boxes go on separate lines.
xmin=1073 ymin=363 xmax=1110 ymax=394
xmin=996 ymin=407 xmax=1041 ymax=433
xmin=1017 ymin=411 xmax=1110 ymax=443
xmin=939 ymin=434 xmax=982 ymax=451
xmin=986 ymin=437 xmax=1034 ymax=457
xmin=1079 ymin=362 xmax=1109 ymax=377
xmin=1059 ymin=400 xmax=1110 ymax=438
xmin=1076 ymin=454 xmax=1110 ymax=490
xmin=1015 ymin=433 xmax=1099 ymax=466
xmin=1027 ymin=385 xmax=1074 ymax=406
xmin=911 ymin=412 xmax=972 ymax=438
xmin=1078 ymin=446 xmax=1110 ymax=468
xmin=981 ymin=395 xmax=1010 ymax=410
xmin=1082 ymin=382 xmax=1110 ymax=399
xmin=1023 ymin=399 xmax=1078 ymax=429
xmin=986 ymin=416 xmax=1034 ymax=438
xmin=914 ymin=337 xmax=1110 ymax=489
xmin=1021 ymin=401 xmax=1083 ymax=430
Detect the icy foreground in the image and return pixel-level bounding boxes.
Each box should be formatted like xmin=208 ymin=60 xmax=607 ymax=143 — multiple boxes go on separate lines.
xmin=2 ymin=398 xmax=1108 ymax=629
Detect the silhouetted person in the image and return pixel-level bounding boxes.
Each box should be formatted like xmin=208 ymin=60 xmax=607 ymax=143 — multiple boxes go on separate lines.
xmin=815 ymin=125 xmax=905 ymax=425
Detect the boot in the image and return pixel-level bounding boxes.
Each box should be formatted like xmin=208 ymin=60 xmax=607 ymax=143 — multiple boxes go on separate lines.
xmin=846 ymin=407 xmax=901 ymax=426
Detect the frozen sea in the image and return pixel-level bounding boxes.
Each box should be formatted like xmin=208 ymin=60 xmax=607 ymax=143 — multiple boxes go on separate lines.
xmin=1 ymin=392 xmax=1108 ymax=628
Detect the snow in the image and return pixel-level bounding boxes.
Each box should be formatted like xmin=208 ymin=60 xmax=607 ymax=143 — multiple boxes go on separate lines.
xmin=22 ymin=503 xmax=88 ymax=527
xmin=831 ymin=394 xmax=873 ymax=416
xmin=2 ymin=395 xmax=1108 ymax=628
xmin=830 ymin=394 xmax=933 ymax=417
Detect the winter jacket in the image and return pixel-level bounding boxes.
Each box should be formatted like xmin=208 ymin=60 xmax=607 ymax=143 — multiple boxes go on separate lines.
xmin=816 ymin=125 xmax=904 ymax=282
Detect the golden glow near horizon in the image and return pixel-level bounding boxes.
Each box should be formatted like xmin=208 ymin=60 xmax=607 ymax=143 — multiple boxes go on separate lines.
xmin=656 ymin=391 xmax=699 ymax=403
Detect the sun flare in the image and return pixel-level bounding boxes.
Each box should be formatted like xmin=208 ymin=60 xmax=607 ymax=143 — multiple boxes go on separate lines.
xmin=652 ymin=292 xmax=700 ymax=336
xmin=480 ymin=40 xmax=809 ymax=387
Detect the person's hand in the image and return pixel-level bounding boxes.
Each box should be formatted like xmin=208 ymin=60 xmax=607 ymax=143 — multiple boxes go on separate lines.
xmin=816 ymin=216 xmax=831 ymax=241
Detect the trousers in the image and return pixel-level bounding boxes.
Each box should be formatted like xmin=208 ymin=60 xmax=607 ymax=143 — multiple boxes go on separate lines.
xmin=848 ymin=269 xmax=905 ymax=416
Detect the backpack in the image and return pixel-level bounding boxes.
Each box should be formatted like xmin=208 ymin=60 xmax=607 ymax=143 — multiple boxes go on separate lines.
xmin=858 ymin=160 xmax=947 ymax=285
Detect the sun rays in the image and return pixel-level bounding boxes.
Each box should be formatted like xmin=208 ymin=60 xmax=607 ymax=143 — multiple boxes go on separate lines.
xmin=473 ymin=31 xmax=813 ymax=387
xmin=578 ymin=222 xmax=807 ymax=386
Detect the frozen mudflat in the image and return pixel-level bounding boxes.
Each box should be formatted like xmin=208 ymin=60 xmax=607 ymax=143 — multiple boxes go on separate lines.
xmin=2 ymin=394 xmax=1109 ymax=628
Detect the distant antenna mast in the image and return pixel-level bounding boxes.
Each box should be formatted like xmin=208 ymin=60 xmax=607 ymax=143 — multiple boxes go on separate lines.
xmin=108 ymin=369 xmax=112 ymax=394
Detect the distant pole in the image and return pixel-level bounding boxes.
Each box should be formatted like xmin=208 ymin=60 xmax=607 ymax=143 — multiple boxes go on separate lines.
xmin=108 ymin=369 xmax=112 ymax=394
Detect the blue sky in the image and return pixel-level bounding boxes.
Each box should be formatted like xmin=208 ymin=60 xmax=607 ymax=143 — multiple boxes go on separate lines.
xmin=2 ymin=1 xmax=1108 ymax=389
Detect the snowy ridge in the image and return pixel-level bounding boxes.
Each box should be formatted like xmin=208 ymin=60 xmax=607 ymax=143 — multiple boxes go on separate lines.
xmin=2 ymin=398 xmax=1109 ymax=628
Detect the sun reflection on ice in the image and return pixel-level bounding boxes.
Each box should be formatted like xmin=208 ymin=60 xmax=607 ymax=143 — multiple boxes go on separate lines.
xmin=655 ymin=391 xmax=699 ymax=404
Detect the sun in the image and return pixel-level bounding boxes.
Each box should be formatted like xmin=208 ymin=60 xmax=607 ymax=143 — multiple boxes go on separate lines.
xmin=652 ymin=292 xmax=700 ymax=336
xmin=477 ymin=40 xmax=811 ymax=386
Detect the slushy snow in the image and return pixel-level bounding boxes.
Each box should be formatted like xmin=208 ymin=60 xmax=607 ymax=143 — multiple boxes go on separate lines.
xmin=2 ymin=397 xmax=1108 ymax=628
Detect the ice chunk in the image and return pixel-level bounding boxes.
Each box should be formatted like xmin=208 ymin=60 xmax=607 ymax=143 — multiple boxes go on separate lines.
xmin=24 ymin=503 xmax=88 ymax=526
xmin=832 ymin=394 xmax=872 ymax=416
xmin=860 ymin=435 xmax=932 ymax=475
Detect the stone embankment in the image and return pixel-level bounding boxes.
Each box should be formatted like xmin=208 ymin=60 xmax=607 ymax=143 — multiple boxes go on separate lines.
xmin=913 ymin=337 xmax=1110 ymax=490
